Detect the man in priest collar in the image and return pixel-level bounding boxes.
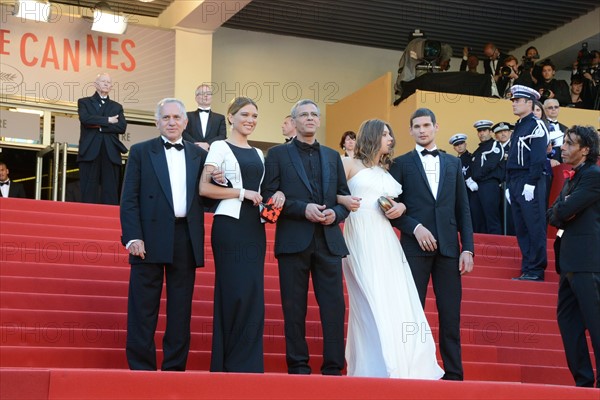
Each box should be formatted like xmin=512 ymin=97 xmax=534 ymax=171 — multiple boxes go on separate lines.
xmin=77 ymin=72 xmax=128 ymax=205
xmin=182 ymin=84 xmax=227 ymax=151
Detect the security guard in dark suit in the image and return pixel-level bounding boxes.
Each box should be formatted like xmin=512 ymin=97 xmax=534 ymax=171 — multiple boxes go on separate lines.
xmin=466 ymin=120 xmax=504 ymax=234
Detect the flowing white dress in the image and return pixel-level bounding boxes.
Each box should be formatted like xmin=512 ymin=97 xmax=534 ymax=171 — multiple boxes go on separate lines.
xmin=343 ymin=166 xmax=444 ymax=379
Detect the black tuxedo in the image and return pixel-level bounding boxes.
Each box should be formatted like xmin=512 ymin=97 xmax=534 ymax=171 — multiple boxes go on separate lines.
xmin=0 ymin=181 xmax=26 ymax=198
xmin=120 ymin=137 xmax=207 ymax=371
xmin=483 ymin=52 xmax=508 ymax=75
xmin=262 ymin=140 xmax=350 ymax=375
xmin=77 ymin=92 xmax=128 ymax=204
xmin=390 ymin=149 xmax=474 ymax=380
xmin=182 ymin=110 xmax=227 ymax=145
xmin=548 ymin=162 xmax=600 ymax=387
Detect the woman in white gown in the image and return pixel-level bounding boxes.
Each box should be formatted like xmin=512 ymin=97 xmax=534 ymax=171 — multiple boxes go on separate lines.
xmin=339 ymin=119 xmax=444 ymax=379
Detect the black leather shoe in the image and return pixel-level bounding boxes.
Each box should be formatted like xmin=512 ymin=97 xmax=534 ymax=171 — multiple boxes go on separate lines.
xmin=512 ymin=274 xmax=526 ymax=280
xmin=520 ymin=274 xmax=544 ymax=281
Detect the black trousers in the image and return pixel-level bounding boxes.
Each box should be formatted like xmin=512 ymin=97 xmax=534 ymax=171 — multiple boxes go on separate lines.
xmin=471 ymin=180 xmax=502 ymax=234
xmin=557 ymin=271 xmax=600 ymax=388
xmin=79 ymin=142 xmax=121 ymax=205
xmin=508 ymin=176 xmax=547 ymax=278
xmin=126 ymin=221 xmax=197 ymax=371
xmin=406 ymin=253 xmax=463 ymax=381
xmin=277 ymin=227 xmax=346 ymax=375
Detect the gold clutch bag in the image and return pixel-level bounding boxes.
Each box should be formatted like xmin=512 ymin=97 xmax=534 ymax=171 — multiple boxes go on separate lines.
xmin=377 ymin=196 xmax=393 ymax=212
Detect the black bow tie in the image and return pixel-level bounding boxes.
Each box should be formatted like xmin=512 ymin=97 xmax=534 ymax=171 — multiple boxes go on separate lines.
xmin=164 ymin=142 xmax=184 ymax=151
xmin=0 ymin=181 xmax=9 ymax=186
xmin=421 ymin=149 xmax=439 ymax=157
xmin=199 ymin=109 xmax=210 ymax=113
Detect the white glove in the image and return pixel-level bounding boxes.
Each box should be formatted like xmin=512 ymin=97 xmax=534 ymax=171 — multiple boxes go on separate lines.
xmin=522 ymin=184 xmax=535 ymax=201
xmin=505 ymin=188 xmax=511 ymax=205
xmin=465 ymin=177 xmax=479 ymax=192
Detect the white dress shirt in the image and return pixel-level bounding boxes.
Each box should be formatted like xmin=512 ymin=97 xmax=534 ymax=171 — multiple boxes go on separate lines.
xmin=415 ymin=144 xmax=440 ymax=200
xmin=162 ymin=137 xmax=187 ymax=217
xmin=0 ymin=181 xmax=10 ymax=198
xmin=199 ymin=108 xmax=210 ymax=138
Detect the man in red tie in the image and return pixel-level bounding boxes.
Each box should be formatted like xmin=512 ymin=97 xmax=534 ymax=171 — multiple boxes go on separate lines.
xmin=547 ymin=125 xmax=600 ymax=388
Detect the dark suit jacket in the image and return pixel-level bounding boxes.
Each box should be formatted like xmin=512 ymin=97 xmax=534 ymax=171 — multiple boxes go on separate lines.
xmin=77 ymin=92 xmax=128 ymax=164
xmin=547 ymin=162 xmax=600 ymax=273
xmin=483 ymin=52 xmax=508 ymax=75
xmin=535 ymin=79 xmax=571 ymax=106
xmin=389 ymin=150 xmax=474 ymax=258
xmin=182 ymin=110 xmax=227 ymax=145
xmin=120 ymin=137 xmax=207 ymax=267
xmin=3 ymin=181 xmax=26 ymax=198
xmin=261 ymin=141 xmax=350 ymax=257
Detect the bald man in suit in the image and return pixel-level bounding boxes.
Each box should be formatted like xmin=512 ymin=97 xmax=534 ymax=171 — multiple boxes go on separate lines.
xmin=182 ymin=84 xmax=227 ymax=151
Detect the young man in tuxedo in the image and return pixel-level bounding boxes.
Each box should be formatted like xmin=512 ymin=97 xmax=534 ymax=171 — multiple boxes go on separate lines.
xmin=262 ymin=99 xmax=351 ymax=375
xmin=0 ymin=161 xmax=26 ymax=198
xmin=548 ymin=125 xmax=600 ymax=388
xmin=120 ymin=98 xmax=208 ymax=371
xmin=77 ymin=72 xmax=128 ymax=205
xmin=182 ymin=84 xmax=227 ymax=151
xmin=389 ymin=107 xmax=474 ymax=381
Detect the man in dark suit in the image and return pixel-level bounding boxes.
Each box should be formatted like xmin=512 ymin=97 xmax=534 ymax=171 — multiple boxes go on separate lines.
xmin=483 ymin=43 xmax=508 ymax=76
xmin=389 ymin=108 xmax=474 ymax=381
xmin=0 ymin=161 xmax=26 ymax=198
xmin=182 ymin=84 xmax=227 ymax=151
xmin=77 ymin=72 xmax=128 ymax=205
xmin=120 ymin=98 xmax=207 ymax=371
xmin=262 ymin=99 xmax=350 ymax=375
xmin=547 ymin=125 xmax=600 ymax=388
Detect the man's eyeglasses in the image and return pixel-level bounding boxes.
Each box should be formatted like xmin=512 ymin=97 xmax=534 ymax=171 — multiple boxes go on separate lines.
xmin=545 ymin=106 xmax=559 ymax=110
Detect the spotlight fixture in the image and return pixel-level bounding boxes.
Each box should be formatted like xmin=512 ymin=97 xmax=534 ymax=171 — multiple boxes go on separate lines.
xmin=91 ymin=2 xmax=127 ymax=35
xmin=13 ymin=0 xmax=51 ymax=22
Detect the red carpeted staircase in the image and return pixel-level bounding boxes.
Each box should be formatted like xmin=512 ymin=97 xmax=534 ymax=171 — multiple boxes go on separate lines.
xmin=0 ymin=198 xmax=597 ymax=399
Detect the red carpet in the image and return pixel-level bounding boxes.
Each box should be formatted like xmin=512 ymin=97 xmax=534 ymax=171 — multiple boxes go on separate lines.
xmin=1 ymin=197 xmax=597 ymax=399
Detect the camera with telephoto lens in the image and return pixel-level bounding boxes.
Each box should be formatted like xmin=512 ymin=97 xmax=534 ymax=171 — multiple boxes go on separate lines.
xmin=500 ymin=66 xmax=512 ymax=77
xmin=521 ymin=54 xmax=539 ymax=71
xmin=577 ymin=42 xmax=594 ymax=74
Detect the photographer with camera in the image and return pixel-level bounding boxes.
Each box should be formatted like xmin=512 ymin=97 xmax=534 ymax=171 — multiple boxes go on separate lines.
xmin=520 ymin=46 xmax=542 ymax=85
xmin=571 ymin=44 xmax=599 ymax=110
xmin=497 ymin=55 xmax=535 ymax=99
xmin=534 ymin=59 xmax=570 ymax=106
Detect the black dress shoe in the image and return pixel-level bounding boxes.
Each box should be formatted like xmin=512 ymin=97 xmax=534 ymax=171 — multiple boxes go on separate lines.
xmin=520 ymin=274 xmax=544 ymax=281
xmin=512 ymin=274 xmax=526 ymax=280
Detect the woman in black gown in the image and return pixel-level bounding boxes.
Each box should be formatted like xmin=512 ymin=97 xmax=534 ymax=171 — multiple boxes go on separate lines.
xmin=200 ymin=97 xmax=285 ymax=372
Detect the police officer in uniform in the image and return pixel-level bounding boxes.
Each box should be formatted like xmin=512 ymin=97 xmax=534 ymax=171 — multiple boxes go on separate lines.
xmin=493 ymin=122 xmax=515 ymax=235
xmin=506 ymin=85 xmax=548 ymax=281
xmin=466 ymin=120 xmax=504 ymax=234
xmin=449 ymin=133 xmax=472 ymax=178
xmin=450 ymin=133 xmax=476 ymax=229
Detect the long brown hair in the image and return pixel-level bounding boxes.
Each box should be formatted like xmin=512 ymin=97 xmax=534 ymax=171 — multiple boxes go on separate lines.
xmin=354 ymin=119 xmax=394 ymax=169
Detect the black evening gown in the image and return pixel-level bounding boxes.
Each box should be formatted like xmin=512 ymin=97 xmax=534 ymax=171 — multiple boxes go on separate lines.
xmin=210 ymin=143 xmax=266 ymax=372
